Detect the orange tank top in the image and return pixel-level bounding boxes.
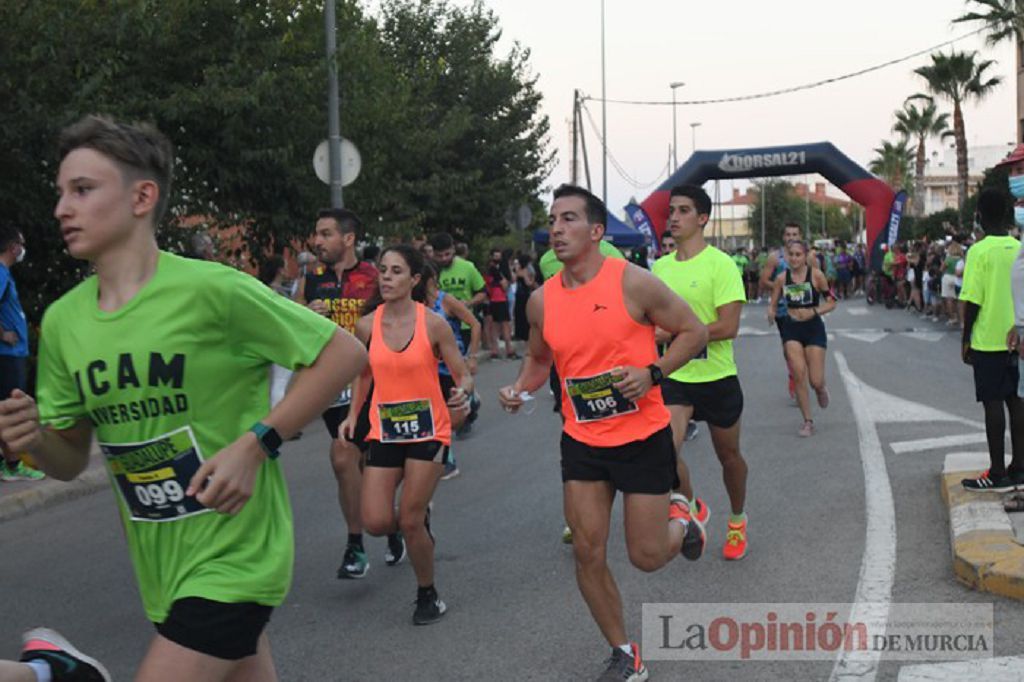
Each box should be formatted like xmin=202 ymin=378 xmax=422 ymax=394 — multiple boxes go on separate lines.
xmin=543 ymin=257 xmax=669 ymax=447
xmin=367 ymin=303 xmax=451 ymax=446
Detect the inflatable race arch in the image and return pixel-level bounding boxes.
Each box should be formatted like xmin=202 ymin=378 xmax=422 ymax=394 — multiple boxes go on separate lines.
xmin=631 ymin=142 xmax=903 ymax=270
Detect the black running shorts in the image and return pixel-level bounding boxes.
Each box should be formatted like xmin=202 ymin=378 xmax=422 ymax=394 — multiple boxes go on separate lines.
xmin=489 ymin=301 xmax=511 ymax=322
xmin=774 ymin=315 xmax=789 ymax=343
xmin=971 ymin=350 xmax=1019 ymax=403
xmin=782 ymin=315 xmax=827 ymax=349
xmin=560 ymin=426 xmax=678 ymax=494
xmin=322 ymin=401 xmax=371 ymax=451
xmin=660 ymin=375 xmax=744 ymax=429
xmin=367 ymin=440 xmax=451 ymax=468
xmin=0 ymin=356 xmax=26 ymax=400
xmin=155 ymin=597 xmax=272 ymax=660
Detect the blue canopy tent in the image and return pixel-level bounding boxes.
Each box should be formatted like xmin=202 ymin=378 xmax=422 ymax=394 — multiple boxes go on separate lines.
xmin=533 ymin=212 xmax=645 ymax=248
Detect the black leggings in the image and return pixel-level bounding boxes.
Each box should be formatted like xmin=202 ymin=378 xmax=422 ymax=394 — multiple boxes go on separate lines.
xmin=983 ymin=395 xmax=1024 ymax=475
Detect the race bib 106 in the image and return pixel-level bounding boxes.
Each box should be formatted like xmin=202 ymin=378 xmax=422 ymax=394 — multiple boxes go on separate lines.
xmin=565 ymin=371 xmax=639 ymax=423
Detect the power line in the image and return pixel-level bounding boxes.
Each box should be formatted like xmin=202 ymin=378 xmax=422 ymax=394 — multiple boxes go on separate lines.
xmin=580 ymin=102 xmax=669 ymax=190
xmin=582 ymin=27 xmax=987 ymax=107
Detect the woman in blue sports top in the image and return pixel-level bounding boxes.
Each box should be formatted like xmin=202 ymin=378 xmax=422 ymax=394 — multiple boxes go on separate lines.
xmin=769 ymin=240 xmax=837 ymax=437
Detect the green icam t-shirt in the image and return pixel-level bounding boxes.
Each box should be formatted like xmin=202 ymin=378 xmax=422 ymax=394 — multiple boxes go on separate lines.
xmin=539 ymin=240 xmax=625 ymax=280
xmin=35 ymin=252 xmax=337 ymax=623
xmin=652 ymin=245 xmax=746 ymax=383
xmin=438 ymin=256 xmax=485 ymax=330
xmin=959 ymin=234 xmax=1020 ymax=351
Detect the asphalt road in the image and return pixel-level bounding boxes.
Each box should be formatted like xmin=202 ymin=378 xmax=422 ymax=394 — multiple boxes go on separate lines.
xmin=2 ymin=298 xmax=1022 ymax=681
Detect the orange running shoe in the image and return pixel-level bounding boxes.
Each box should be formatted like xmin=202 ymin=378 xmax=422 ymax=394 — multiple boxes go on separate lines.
xmin=669 ymin=493 xmax=706 ymax=560
xmin=723 ymin=518 xmax=748 ymax=561
xmin=692 ymin=497 xmax=710 ymax=525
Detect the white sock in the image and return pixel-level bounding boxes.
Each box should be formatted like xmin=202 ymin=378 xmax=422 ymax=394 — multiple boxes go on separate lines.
xmin=618 ymin=643 xmax=633 ymax=655
xmin=26 ymin=660 xmax=52 ymax=682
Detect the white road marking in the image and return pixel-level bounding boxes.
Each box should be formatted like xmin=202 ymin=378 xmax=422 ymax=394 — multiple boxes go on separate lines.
xmin=897 ymin=655 xmax=1024 ymax=681
xmin=903 ymin=331 xmax=945 ymax=343
xmin=839 ymin=331 xmax=888 ymax=344
xmin=831 ymin=352 xmax=896 ymax=682
xmin=943 ymin=451 xmax=1012 ymax=474
xmin=891 ymin=433 xmax=990 ymax=454
xmin=737 ymin=326 xmax=772 ymax=337
xmin=853 ymin=380 xmax=980 ymax=428
xmin=847 ymin=308 xmax=870 ymax=316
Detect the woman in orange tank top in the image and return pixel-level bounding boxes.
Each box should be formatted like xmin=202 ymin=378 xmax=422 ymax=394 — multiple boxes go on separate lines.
xmin=342 ymin=245 xmax=473 ymax=626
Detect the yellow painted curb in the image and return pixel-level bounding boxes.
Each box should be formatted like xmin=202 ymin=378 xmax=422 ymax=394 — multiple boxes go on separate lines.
xmin=943 ymin=470 xmax=1024 ymax=601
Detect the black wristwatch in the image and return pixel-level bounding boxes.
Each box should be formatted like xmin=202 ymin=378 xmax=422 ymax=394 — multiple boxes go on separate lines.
xmin=249 ymin=422 xmax=283 ymax=460
xmin=647 ymin=364 xmax=664 ymax=386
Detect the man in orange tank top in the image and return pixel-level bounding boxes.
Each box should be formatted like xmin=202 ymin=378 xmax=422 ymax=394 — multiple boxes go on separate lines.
xmin=499 ymin=185 xmax=709 ymax=682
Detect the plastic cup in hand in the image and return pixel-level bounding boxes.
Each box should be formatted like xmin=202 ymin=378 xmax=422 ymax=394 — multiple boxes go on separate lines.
xmin=518 ymin=391 xmax=536 ymax=415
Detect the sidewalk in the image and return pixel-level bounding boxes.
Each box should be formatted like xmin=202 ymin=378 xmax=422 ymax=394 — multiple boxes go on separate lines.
xmin=0 ymin=451 xmax=108 ymax=524
xmin=942 ymin=452 xmax=1024 ymax=601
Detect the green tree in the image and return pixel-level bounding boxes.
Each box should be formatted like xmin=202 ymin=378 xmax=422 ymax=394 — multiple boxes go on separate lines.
xmin=868 ymin=139 xmax=915 ymax=190
xmin=914 ymin=51 xmax=1002 ymax=208
xmin=893 ymin=97 xmax=952 ymax=217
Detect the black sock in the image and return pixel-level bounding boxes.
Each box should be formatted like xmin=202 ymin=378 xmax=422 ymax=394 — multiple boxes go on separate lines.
xmin=417 ymin=584 xmax=436 ymax=600
xmin=347 ymin=533 xmax=364 ymax=549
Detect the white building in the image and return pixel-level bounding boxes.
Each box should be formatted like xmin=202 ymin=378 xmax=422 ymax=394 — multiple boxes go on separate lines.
xmin=919 ymin=142 xmax=1016 ymax=214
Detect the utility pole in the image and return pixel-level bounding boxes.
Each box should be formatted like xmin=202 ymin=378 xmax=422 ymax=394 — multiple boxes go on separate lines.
xmin=600 ymin=0 xmax=608 ymax=205
xmin=571 ymin=90 xmax=579 ymax=185
xmin=325 ymin=0 xmax=343 ymax=208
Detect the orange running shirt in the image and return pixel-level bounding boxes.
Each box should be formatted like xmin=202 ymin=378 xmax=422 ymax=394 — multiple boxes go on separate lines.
xmin=367 ymin=303 xmax=451 ymax=446
xmin=543 ymin=257 xmax=669 ymax=447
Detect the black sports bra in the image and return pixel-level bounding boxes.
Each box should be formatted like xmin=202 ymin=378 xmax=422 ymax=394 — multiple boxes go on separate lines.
xmin=784 ymin=268 xmax=820 ymax=309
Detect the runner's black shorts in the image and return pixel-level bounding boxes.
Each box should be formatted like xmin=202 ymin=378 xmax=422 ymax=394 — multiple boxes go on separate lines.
xmin=560 ymin=425 xmax=678 ymax=494
xmin=489 ymin=301 xmax=511 ymax=322
xmin=782 ymin=315 xmax=827 ymax=349
xmin=322 ymin=400 xmax=371 ymax=451
xmin=660 ymin=375 xmax=744 ymax=429
xmin=971 ymin=350 xmax=1019 ymax=402
xmin=366 ymin=440 xmax=451 ymax=468
xmin=155 ymin=597 xmax=272 ymax=660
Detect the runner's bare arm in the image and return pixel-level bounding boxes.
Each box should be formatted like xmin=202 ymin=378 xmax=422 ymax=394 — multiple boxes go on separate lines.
xmin=341 ymin=316 xmax=374 ymax=438
xmin=468 ymin=288 xmax=488 ymax=307
xmin=187 ymin=328 xmax=367 ymax=514
xmin=0 ymin=394 xmax=92 ymax=481
xmin=294 ymin=276 xmax=307 ymax=305
xmin=500 ymin=288 xmax=552 ymax=410
xmin=707 ymin=301 xmax=743 ymax=341
xmin=812 ymin=269 xmax=837 ymax=316
xmin=443 ymin=294 xmax=481 ymax=371
xmin=768 ymin=274 xmax=784 ymax=321
xmin=760 ymin=253 xmax=778 ymax=291
xmin=427 ymin=313 xmax=474 ymax=408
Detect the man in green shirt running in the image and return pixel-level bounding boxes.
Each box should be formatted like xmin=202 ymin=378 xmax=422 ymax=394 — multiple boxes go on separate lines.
xmin=960 ymin=188 xmax=1024 ymax=493
xmin=652 ymin=184 xmax=750 ymax=560
xmin=0 ymin=116 xmax=367 ymax=682
xmin=429 ymin=232 xmax=486 ymax=359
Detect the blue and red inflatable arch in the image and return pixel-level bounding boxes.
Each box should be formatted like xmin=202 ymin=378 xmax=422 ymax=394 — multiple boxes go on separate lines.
xmin=636 ymin=142 xmax=900 ymax=270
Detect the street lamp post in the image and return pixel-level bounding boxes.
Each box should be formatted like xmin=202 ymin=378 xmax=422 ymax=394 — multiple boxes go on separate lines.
xmin=669 ymin=81 xmax=685 ymax=168
xmin=690 ymin=121 xmax=702 ymax=153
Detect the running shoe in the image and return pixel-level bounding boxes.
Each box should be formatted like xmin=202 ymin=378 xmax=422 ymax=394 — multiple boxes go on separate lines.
xmin=1 ymin=460 xmax=45 ymax=481
xmin=723 ymin=518 xmax=748 ymax=561
xmin=816 ymin=387 xmax=830 ymax=409
xmin=798 ymin=420 xmax=814 ymax=438
xmin=441 ymin=462 xmax=460 ymax=480
xmin=962 ymin=469 xmax=1017 ymax=493
xmin=385 ymin=532 xmax=407 ymax=566
xmin=336 ymin=544 xmax=369 ymax=579
xmin=413 ymin=587 xmax=447 ymax=625
xmin=597 ymin=643 xmax=648 ymax=682
xmin=684 ymin=421 xmax=699 ymax=442
xmin=692 ymin=497 xmax=710 ymax=526
xmin=562 ymin=525 xmax=574 ymax=544
xmin=20 ymin=628 xmax=111 ymax=682
xmin=669 ymin=493 xmax=706 ymax=561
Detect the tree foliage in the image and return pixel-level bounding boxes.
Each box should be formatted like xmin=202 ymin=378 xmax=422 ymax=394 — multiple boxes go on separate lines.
xmin=893 ymin=97 xmax=952 ymax=217
xmin=747 ymin=180 xmax=854 ymax=246
xmin=0 ymin=0 xmax=553 ymax=323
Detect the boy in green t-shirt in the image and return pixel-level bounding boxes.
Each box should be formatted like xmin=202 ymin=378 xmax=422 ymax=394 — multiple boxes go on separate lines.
xmin=652 ymin=184 xmax=750 ymax=561
xmin=0 ymin=116 xmax=367 ymax=681
xmin=960 ymin=189 xmax=1024 ymax=493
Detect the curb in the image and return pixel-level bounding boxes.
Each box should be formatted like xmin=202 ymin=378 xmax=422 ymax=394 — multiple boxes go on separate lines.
xmin=942 ymin=452 xmax=1024 ymax=601
xmin=0 ymin=457 xmax=108 ymax=525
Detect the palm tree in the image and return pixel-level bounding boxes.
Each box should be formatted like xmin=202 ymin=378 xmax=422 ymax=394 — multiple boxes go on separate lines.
xmin=869 ymin=140 xmax=915 ymax=190
xmin=893 ymin=97 xmax=952 ymax=217
xmin=914 ymin=51 xmax=1002 ymax=208
xmin=954 ymin=1 xmax=1024 ymax=142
